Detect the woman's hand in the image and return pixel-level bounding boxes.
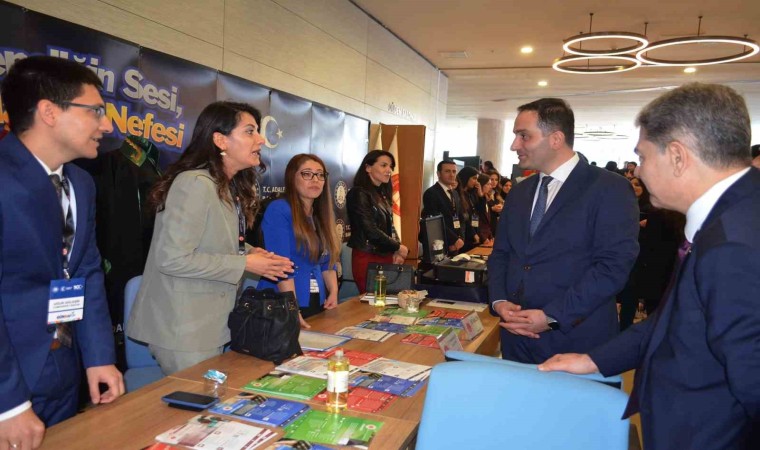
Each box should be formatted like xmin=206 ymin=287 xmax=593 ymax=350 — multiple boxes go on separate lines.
xmin=324 ymin=294 xmax=338 ymax=310
xmin=298 ymin=313 xmax=312 ymax=329
xmin=245 ymin=252 xmax=294 ymax=281
xmin=492 ymin=203 xmax=503 ymax=213
xmin=393 ymin=244 xmax=409 ymax=264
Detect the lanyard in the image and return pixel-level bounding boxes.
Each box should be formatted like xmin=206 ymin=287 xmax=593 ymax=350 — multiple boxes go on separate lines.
xmin=230 ymin=181 xmax=247 ymax=255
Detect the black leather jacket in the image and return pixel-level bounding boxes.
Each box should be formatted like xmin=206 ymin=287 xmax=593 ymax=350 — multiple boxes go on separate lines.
xmin=346 ymin=185 xmax=401 ymax=255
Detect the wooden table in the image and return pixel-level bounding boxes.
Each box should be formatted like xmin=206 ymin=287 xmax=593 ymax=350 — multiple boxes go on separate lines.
xmin=41 ymin=298 xmax=499 ymax=449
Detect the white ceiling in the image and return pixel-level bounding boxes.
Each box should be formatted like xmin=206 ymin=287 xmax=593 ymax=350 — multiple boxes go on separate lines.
xmin=353 ymin=0 xmax=760 ymax=132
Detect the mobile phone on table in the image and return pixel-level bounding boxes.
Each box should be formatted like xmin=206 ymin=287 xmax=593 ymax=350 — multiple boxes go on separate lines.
xmin=161 ymin=391 xmax=219 ymax=411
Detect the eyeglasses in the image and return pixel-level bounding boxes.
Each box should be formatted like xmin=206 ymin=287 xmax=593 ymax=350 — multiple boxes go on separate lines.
xmin=300 ymin=171 xmax=328 ymax=181
xmin=60 ymin=101 xmax=107 ymax=119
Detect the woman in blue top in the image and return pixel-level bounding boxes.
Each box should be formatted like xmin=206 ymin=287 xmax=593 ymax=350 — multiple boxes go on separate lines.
xmin=258 ymin=154 xmax=341 ymax=325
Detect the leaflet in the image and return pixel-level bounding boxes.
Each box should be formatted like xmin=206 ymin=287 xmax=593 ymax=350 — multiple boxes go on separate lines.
xmin=298 ymin=330 xmax=350 ymax=352
xmin=354 ymin=321 xmax=409 ymax=334
xmin=155 ymin=415 xmax=276 ymax=450
xmin=304 ymin=348 xmax=381 ymax=367
xmin=335 ymin=326 xmax=394 ymax=343
xmin=314 ymin=386 xmax=396 ymax=413
xmin=275 ymin=356 xmax=359 ymax=379
xmin=349 ymin=371 xmax=426 ymax=397
xmin=283 ymin=410 xmax=383 ymax=448
xmin=359 ymin=357 xmax=432 ymax=381
xmin=369 ymin=314 xmax=418 ymax=325
xmin=208 ymin=394 xmax=310 ymax=428
xmin=243 ymin=371 xmax=326 ymax=401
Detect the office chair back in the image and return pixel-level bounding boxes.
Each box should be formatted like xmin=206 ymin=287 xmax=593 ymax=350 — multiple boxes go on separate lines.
xmin=444 ymin=350 xmax=623 ymax=388
xmin=417 ymin=361 xmax=629 ymax=450
xmin=123 ymin=275 xmax=164 ymax=391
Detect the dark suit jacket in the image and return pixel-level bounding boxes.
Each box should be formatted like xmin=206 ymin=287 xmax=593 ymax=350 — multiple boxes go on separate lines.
xmin=488 ymin=159 xmax=639 ymax=363
xmin=590 ymin=168 xmax=760 ymax=450
xmin=420 ymin=183 xmax=465 ymax=252
xmin=0 ymin=133 xmax=115 ymax=414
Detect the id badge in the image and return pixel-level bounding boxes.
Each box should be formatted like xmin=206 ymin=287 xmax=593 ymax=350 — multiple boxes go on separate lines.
xmin=472 ymin=214 xmax=479 ymax=228
xmin=309 ymin=275 xmax=320 ymax=294
xmin=453 ymin=214 xmax=461 ymax=230
xmin=48 ymin=278 xmax=85 ymax=324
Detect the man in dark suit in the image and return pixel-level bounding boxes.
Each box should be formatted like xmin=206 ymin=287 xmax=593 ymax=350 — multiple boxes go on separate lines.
xmin=420 ymin=160 xmax=465 ymax=255
xmin=540 ymin=83 xmax=760 ymax=449
xmin=0 ymin=56 xmax=124 ymax=449
xmin=488 ymin=98 xmax=639 ymax=363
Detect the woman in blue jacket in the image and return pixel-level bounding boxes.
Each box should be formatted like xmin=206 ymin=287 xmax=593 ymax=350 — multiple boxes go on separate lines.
xmin=258 ymin=154 xmax=341 ymax=324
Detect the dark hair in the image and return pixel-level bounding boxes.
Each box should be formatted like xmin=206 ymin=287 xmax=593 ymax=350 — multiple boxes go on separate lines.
xmin=353 ymin=150 xmax=395 ymax=204
xmin=627 ymin=161 xmax=638 ymax=167
xmin=483 ymin=160 xmax=495 ymax=171
xmin=751 ymin=144 xmax=760 ymax=159
xmin=630 ymin=177 xmax=651 ymax=210
xmin=283 ymin=154 xmax=339 ymax=267
xmin=517 ymin=98 xmax=575 ymax=148
xmin=456 ymin=166 xmax=479 ymax=212
xmin=437 ymin=160 xmax=457 ymax=172
xmin=605 ymin=161 xmax=619 ymax=172
xmin=636 ymin=83 xmax=751 ymax=169
xmin=1 ymin=55 xmax=104 ymax=134
xmin=149 ymin=101 xmax=264 ymax=226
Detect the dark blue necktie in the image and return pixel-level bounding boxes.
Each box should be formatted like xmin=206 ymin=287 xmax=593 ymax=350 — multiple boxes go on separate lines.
xmin=529 ymin=175 xmax=553 ymax=237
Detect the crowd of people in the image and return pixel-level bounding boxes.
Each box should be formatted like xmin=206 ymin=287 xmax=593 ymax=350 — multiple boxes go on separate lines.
xmin=1 ymin=56 xmax=758 ymax=450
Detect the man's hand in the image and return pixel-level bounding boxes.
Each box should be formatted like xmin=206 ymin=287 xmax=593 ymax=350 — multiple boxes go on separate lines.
xmin=538 ymin=353 xmax=599 ymax=375
xmin=86 ymin=365 xmax=124 ymax=405
xmin=324 ymin=294 xmax=338 ymax=310
xmin=448 ymin=238 xmax=465 ymax=252
xmin=0 ymin=408 xmax=45 ymax=450
xmin=494 ymin=305 xmax=550 ymax=339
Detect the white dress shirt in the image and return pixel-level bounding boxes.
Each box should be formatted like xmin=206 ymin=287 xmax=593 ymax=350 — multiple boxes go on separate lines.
xmin=531 ymin=152 xmax=580 ymax=218
xmin=684 ymin=168 xmax=750 ymax=242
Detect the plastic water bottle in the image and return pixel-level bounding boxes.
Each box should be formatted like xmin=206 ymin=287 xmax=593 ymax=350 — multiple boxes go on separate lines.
xmin=374 ymin=269 xmax=387 ymax=308
xmin=326 ymin=349 xmax=349 ymax=413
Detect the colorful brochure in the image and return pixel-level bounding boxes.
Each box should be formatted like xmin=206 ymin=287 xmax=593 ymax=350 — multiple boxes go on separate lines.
xmin=378 ymin=307 xmax=430 ymax=318
xmin=209 ymin=394 xmax=310 ymax=428
xmin=415 ymin=317 xmax=464 ymax=328
xmin=369 ymin=314 xmax=418 ymax=325
xmin=156 ymin=414 xmax=276 ymax=450
xmin=314 ymin=387 xmax=396 ymax=414
xmin=359 ymin=357 xmax=432 ymax=381
xmin=304 ymin=348 xmax=381 ymax=367
xmin=349 ymin=371 xmax=426 ymax=397
xmin=275 ymin=356 xmax=359 ymax=379
xmin=400 ymin=333 xmax=440 ymax=349
xmin=335 ymin=326 xmax=394 ymax=342
xmin=404 ymin=324 xmax=452 ymax=337
xmin=436 ymin=327 xmax=464 ymax=353
xmin=426 ymin=309 xmax=468 ymax=319
xmin=243 ymin=371 xmax=326 ymax=401
xmin=355 ymin=321 xmax=409 ymax=334
xmin=283 ymin=410 xmax=383 ymax=447
xmin=298 ymin=330 xmax=350 ymax=352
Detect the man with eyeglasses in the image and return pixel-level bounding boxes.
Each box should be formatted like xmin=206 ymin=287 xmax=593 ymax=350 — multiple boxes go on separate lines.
xmin=0 ymin=56 xmax=123 ymax=449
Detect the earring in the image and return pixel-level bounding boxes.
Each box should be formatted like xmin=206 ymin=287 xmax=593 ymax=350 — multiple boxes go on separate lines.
xmin=220 ymin=151 xmax=227 ymax=156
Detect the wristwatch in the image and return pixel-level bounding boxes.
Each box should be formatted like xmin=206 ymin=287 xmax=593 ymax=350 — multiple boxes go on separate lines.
xmin=546 ymin=315 xmax=560 ymax=331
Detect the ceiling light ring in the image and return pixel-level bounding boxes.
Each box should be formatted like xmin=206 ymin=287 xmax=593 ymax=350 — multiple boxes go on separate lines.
xmin=552 ymin=54 xmax=641 ymax=74
xmin=636 ymin=35 xmax=760 ymax=66
xmin=563 ymin=31 xmax=649 ymax=56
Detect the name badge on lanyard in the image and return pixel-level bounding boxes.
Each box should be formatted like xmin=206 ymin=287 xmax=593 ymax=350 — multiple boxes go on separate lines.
xmin=453 ymin=213 xmax=461 ymax=230
xmin=48 ymin=278 xmax=86 ymax=325
xmin=471 ymin=213 xmax=479 ymax=228
xmin=309 ymin=274 xmax=320 ymax=293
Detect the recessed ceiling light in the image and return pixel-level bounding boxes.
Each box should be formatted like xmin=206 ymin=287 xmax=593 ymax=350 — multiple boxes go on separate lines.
xmin=520 ymin=46 xmax=534 ymax=54
xmin=683 ymin=67 xmax=697 ymax=73
xmin=537 ymin=80 xmax=548 ymax=87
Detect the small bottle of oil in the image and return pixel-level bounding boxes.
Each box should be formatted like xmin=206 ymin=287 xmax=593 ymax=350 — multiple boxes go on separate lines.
xmin=326 ymin=349 xmax=349 ymax=413
xmin=374 ymin=269 xmax=387 ymax=309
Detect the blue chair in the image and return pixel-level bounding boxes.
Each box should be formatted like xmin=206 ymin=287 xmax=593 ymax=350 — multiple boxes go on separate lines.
xmin=123 ymin=276 xmax=164 ymax=392
xmin=338 ymin=242 xmax=359 ymax=301
xmin=417 ymin=361 xmax=629 ymax=450
xmin=445 ymin=350 xmax=624 ymax=388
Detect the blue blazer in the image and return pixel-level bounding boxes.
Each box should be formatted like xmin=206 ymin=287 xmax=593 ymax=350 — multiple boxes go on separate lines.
xmin=257 ymin=199 xmax=333 ymax=307
xmin=0 ymin=133 xmax=115 ymax=414
xmin=591 ymin=168 xmax=760 ymax=450
xmin=488 ymin=159 xmax=639 ymax=363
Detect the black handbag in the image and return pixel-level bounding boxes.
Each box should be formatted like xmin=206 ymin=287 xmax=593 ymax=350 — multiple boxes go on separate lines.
xmin=364 ymin=263 xmax=415 ymax=294
xmin=228 ymin=287 xmax=302 ymax=364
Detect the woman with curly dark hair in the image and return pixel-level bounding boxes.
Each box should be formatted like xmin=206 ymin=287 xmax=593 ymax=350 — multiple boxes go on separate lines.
xmin=128 ymin=101 xmax=293 ymax=374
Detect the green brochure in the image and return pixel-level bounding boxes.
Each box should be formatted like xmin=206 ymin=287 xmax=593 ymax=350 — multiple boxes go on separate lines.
xmin=243 ymin=371 xmax=327 ymax=401
xmin=284 ymin=410 xmax=383 ymax=447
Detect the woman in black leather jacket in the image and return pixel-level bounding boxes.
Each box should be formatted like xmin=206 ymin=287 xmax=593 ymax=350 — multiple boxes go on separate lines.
xmin=346 ymin=150 xmax=408 ymax=293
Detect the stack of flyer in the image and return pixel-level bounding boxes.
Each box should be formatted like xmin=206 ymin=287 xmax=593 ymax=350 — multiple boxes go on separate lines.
xmin=155 ymin=415 xmax=276 ymax=450
xmin=209 ymin=393 xmax=310 ymax=428
xmin=242 ymin=371 xmax=326 ymax=401
xmin=274 ymin=356 xmax=360 ymax=379
xmin=283 ymin=410 xmax=384 ymax=448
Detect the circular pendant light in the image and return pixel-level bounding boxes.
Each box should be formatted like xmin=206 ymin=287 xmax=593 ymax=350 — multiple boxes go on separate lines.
xmin=552 ymin=54 xmax=641 ymax=74
xmin=563 ymin=31 xmax=649 ymax=56
xmin=636 ymin=35 xmax=759 ymax=66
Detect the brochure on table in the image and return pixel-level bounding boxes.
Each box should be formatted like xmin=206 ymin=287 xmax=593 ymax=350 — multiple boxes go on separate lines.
xmin=427 ymin=299 xmax=488 ymax=312
xmin=314 ymin=386 xmax=396 ymax=414
xmin=275 ymin=356 xmax=360 ymax=379
xmin=155 ymin=415 xmax=276 ymax=450
xmin=298 ymin=330 xmax=351 ymax=352
xmin=335 ymin=326 xmax=394 ymax=343
xmin=243 ymin=371 xmax=326 ymax=401
xmin=283 ymin=410 xmax=383 ymax=448
xmin=304 ymin=348 xmax=382 ymax=367
xmin=360 ymin=357 xmax=432 ymax=382
xmin=349 ymin=371 xmax=426 ymax=397
xmin=209 ymin=393 xmax=310 ymax=428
